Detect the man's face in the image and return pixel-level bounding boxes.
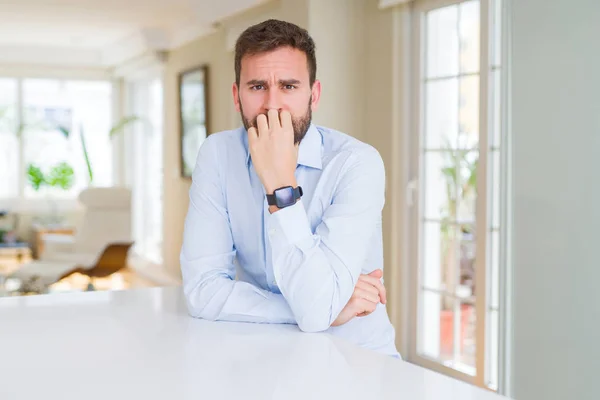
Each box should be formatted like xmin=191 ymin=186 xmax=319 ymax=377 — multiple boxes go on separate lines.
xmin=233 ymin=46 xmax=321 ymax=144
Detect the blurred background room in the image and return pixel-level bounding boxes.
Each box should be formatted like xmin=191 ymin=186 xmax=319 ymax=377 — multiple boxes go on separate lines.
xmin=0 ymin=1 xmax=598 ymax=399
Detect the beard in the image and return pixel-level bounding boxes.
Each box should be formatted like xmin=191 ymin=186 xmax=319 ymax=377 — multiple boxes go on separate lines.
xmin=240 ymin=97 xmax=312 ymax=145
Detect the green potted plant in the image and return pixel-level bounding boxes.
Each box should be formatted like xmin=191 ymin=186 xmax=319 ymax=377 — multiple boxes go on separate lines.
xmin=438 ymin=142 xmax=478 ymax=357
xmin=27 ymin=162 xmax=75 ymax=224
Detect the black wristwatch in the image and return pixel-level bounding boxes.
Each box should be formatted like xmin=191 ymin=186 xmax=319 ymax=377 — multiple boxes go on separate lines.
xmin=266 ymin=186 xmax=303 ymax=209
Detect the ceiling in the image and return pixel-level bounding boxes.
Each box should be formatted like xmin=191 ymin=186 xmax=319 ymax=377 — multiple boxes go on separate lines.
xmin=0 ymin=0 xmax=269 ymax=67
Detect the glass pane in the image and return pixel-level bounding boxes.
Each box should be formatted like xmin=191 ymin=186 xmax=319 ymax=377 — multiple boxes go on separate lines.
xmin=130 ymin=82 xmax=148 ymax=261
xmin=458 ymin=75 xmax=479 ymax=149
xmin=458 ymin=302 xmax=476 ymax=372
xmin=65 ymin=81 xmax=113 ymax=187
xmin=458 ymin=224 xmax=476 ymax=299
xmin=491 ymin=68 xmax=502 ymax=147
xmin=493 ymin=0 xmax=503 ymax=67
xmin=490 ymin=229 xmax=499 ymax=309
xmin=420 ymin=290 xmax=443 ymax=360
xmin=147 ymin=79 xmax=164 ymax=264
xmin=456 ymin=150 xmax=479 ymax=225
xmin=439 ymin=296 xmax=456 ymax=363
xmin=423 ymin=222 xmax=459 ymax=292
xmin=488 ymin=309 xmax=499 ymax=389
xmin=459 ymin=1 xmax=480 ymax=74
xmin=0 ymin=78 xmax=19 ymax=199
xmin=425 ymin=78 xmax=458 ymax=149
xmin=130 ymin=79 xmax=164 ymax=265
xmin=23 ymin=79 xmax=112 ymax=199
xmin=420 ymin=295 xmax=476 ymax=373
xmin=0 ymin=78 xmax=17 ymax=127
xmin=458 ymin=150 xmax=479 ymax=224
xmin=422 ymin=222 xmax=443 ymax=289
xmin=426 ymin=5 xmax=459 ymax=78
xmin=491 ymin=150 xmax=500 ymax=228
xmin=424 ymin=151 xmax=452 ymax=220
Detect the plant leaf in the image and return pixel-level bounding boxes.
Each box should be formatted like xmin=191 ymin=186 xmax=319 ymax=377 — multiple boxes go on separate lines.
xmin=56 ymin=125 xmax=70 ymax=139
xmin=79 ymin=125 xmax=93 ymax=184
xmin=47 ymin=162 xmax=75 ymax=190
xmin=467 ymin=158 xmax=478 ymax=190
xmin=26 ymin=164 xmax=46 ymax=191
xmin=109 ymin=115 xmax=141 ymax=138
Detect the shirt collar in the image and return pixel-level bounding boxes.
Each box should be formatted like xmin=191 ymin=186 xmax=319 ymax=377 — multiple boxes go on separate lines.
xmin=244 ymin=123 xmax=323 ymax=170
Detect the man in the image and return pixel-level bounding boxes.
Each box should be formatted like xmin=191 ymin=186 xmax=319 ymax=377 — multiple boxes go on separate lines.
xmin=180 ymin=19 xmax=399 ymax=358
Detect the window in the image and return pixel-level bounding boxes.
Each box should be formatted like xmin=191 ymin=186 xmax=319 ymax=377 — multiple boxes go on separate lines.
xmin=409 ymin=0 xmax=505 ymax=391
xmin=23 ymin=79 xmax=113 ymax=198
xmin=125 ymin=78 xmax=164 ymax=264
xmin=0 ymin=78 xmax=19 ymax=199
xmin=0 ymin=78 xmax=113 ymax=202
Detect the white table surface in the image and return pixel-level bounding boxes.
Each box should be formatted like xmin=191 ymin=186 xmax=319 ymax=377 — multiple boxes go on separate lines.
xmin=0 ymin=286 xmax=510 ymax=400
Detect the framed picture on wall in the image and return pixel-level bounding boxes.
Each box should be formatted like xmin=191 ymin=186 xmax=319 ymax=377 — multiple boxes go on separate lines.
xmin=178 ymin=65 xmax=209 ymax=178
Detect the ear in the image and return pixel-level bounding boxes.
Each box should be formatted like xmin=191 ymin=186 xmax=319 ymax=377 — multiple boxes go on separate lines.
xmin=232 ymin=82 xmax=241 ymax=112
xmin=310 ymin=80 xmax=321 ymax=112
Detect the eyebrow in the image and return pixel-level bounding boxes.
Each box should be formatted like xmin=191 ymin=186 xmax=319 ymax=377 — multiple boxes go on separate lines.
xmin=279 ymin=79 xmax=301 ymax=86
xmin=245 ymin=79 xmax=302 ymax=86
xmin=246 ymin=79 xmax=266 ymax=86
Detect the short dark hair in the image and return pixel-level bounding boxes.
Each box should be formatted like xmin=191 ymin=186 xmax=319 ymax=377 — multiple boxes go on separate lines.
xmin=234 ymin=19 xmax=317 ymax=87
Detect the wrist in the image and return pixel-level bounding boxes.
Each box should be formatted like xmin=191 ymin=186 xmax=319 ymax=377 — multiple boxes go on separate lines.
xmin=265 ymin=178 xmax=298 ymax=195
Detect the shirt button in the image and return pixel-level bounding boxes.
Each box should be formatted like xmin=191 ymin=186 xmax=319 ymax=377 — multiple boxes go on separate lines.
xmin=269 ymin=228 xmax=277 ymax=235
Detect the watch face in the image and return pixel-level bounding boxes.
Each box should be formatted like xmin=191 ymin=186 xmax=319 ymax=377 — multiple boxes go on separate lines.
xmin=275 ymin=187 xmax=295 ymax=207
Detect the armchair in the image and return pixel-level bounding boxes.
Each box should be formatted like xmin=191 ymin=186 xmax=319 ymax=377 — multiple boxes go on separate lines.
xmin=9 ymin=187 xmax=134 ymax=292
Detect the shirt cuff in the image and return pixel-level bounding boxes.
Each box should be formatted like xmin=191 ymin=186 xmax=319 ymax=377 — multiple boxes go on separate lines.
xmin=267 ymin=199 xmax=313 ymax=250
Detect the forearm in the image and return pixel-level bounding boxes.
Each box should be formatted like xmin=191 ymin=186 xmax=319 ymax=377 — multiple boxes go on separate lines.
xmin=267 ymin=148 xmax=385 ymax=332
xmin=181 ymin=253 xmax=296 ymax=324
xmin=272 ymin=242 xmax=352 ymax=332
xmin=268 ymin=201 xmax=377 ymax=332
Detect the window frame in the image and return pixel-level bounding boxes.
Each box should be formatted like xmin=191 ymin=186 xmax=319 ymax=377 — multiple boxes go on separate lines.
xmin=406 ymin=0 xmax=508 ymax=391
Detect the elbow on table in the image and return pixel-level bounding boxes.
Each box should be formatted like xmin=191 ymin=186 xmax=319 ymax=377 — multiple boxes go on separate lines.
xmin=185 ymin=301 xmax=218 ymax=321
xmin=295 ymin=310 xmax=333 ymax=333
xmin=292 ymin=286 xmax=347 ymax=333
xmin=184 ymin=295 xmax=217 ymax=321
xmin=182 ymin=280 xmax=220 ymax=322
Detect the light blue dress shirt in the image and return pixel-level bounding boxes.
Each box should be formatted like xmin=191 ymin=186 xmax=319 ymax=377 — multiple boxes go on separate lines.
xmin=180 ymin=123 xmax=399 ymax=357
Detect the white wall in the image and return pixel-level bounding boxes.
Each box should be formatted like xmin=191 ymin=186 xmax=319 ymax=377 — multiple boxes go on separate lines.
xmin=511 ymin=0 xmax=600 ymax=399
xmin=306 ymin=0 xmax=367 ymax=141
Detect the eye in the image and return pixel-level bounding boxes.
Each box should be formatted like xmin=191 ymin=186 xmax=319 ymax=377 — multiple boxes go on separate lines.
xmin=284 ymin=85 xmax=296 ymax=90
xmin=251 ymin=85 xmax=265 ymax=91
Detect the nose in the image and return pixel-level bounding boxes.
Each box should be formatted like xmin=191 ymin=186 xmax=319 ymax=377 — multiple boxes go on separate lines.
xmin=263 ymin=87 xmax=283 ymax=113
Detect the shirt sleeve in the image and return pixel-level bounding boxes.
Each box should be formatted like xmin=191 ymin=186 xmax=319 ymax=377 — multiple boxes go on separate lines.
xmin=266 ymin=146 xmax=386 ymax=333
xmin=180 ymin=135 xmax=296 ymax=324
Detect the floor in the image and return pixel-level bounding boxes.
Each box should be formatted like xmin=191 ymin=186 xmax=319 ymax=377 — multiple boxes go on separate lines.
xmin=49 ymin=268 xmax=159 ymax=293
xmin=0 ymin=260 xmax=160 ymax=297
